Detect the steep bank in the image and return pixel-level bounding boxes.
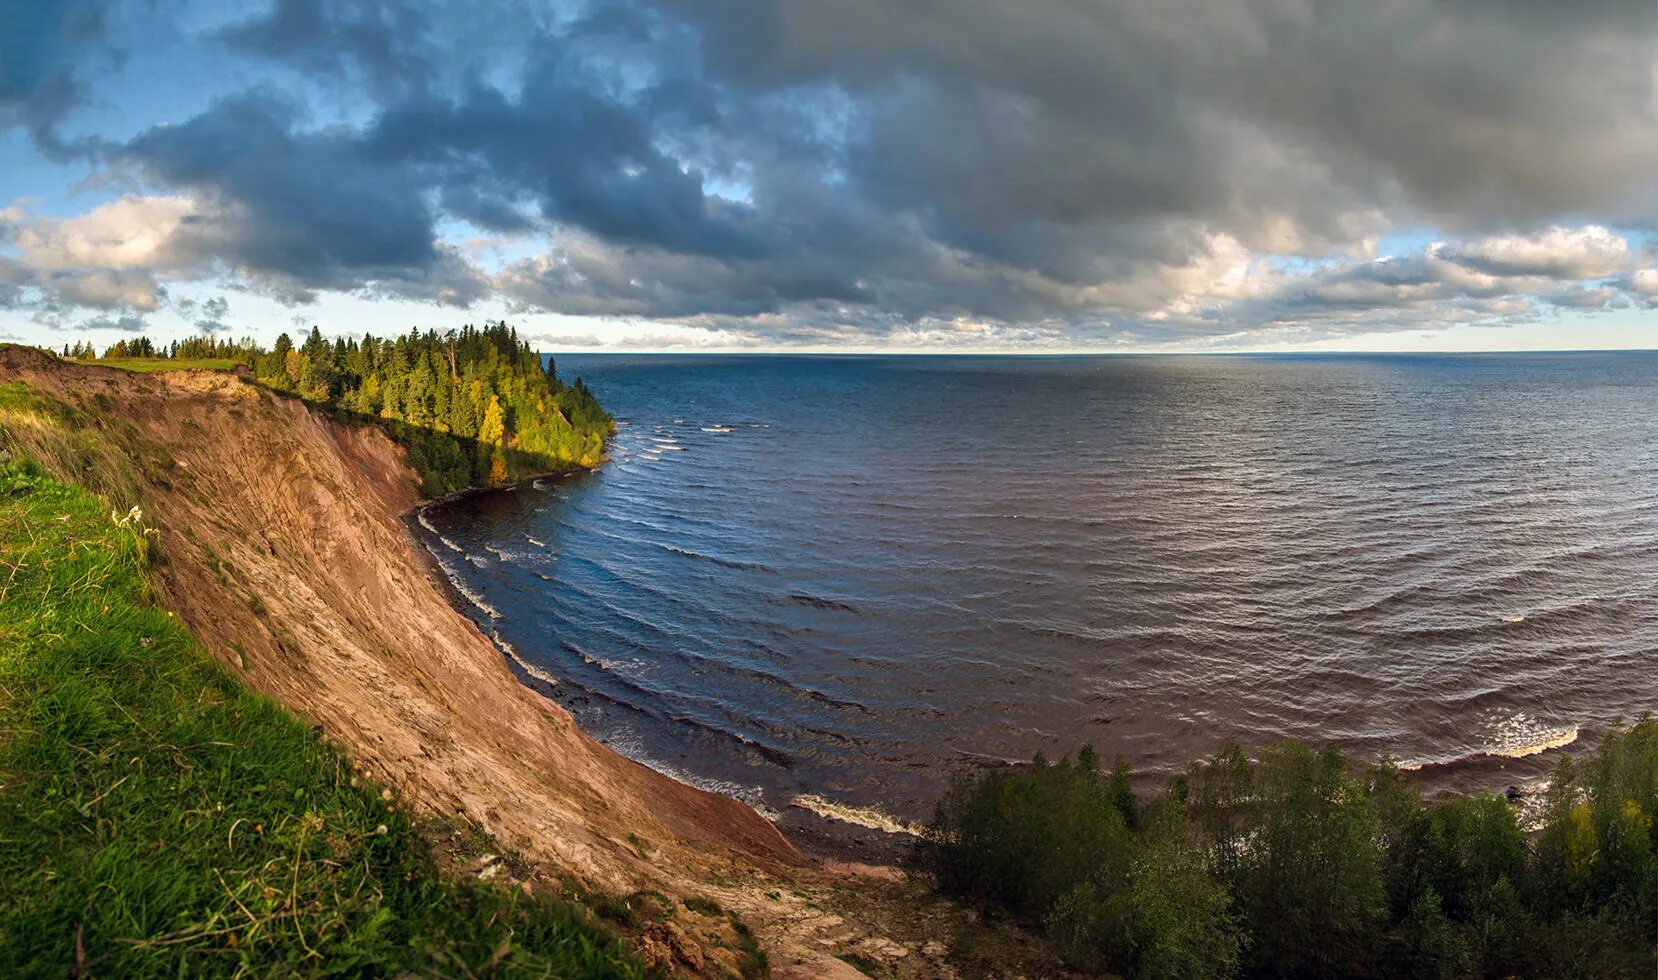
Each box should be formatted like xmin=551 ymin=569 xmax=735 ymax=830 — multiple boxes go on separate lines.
xmin=0 ymin=461 xmax=649 ymax=976
xmin=0 ymin=347 xmax=1072 ymax=978
xmin=0 ymin=345 xmax=794 ymax=878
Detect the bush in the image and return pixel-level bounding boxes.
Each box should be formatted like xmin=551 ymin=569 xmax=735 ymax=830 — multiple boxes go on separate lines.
xmin=922 ymin=747 xmax=1239 ymax=977
xmin=924 ymin=722 xmax=1658 ymax=979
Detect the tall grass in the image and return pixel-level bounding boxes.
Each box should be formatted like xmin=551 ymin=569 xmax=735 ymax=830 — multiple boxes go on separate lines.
xmin=0 ymin=460 xmax=649 ymax=978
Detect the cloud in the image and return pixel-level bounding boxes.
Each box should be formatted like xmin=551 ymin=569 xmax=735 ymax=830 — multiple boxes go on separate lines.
xmin=1434 ymin=226 xmax=1629 ymax=280
xmin=6 ymin=0 xmax=1658 ymax=345
xmin=14 ymin=194 xmax=199 ymax=275
xmin=170 ymin=293 xmax=233 ymax=333
xmin=0 ymin=0 xmax=119 ymax=156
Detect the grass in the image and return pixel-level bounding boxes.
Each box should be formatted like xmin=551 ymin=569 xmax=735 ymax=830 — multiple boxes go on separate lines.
xmin=90 ymin=357 xmax=241 ymax=374
xmin=0 ymin=459 xmax=650 ymax=978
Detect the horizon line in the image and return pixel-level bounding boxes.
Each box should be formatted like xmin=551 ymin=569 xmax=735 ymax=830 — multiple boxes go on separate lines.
xmin=537 ymin=346 xmax=1658 ymax=357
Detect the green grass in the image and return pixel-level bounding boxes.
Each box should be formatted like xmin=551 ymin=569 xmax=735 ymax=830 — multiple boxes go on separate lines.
xmin=92 ymin=357 xmax=240 ymax=374
xmin=0 ymin=460 xmax=649 ymax=978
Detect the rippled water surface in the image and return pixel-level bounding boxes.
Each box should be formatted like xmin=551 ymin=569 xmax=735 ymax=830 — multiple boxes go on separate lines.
xmin=421 ymin=353 xmax=1658 ymax=823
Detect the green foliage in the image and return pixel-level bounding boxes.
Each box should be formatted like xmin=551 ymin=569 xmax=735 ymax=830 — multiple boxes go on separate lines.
xmin=924 ymin=724 xmax=1658 ymax=979
xmin=250 ymin=323 xmax=612 ymax=494
xmin=72 ymin=323 xmax=612 ymax=495
xmin=89 ymin=334 xmax=260 ymax=364
xmin=1208 ymin=740 xmax=1386 ymax=977
xmin=0 ymin=465 xmax=647 ymax=978
xmin=921 ymin=746 xmax=1240 ymax=979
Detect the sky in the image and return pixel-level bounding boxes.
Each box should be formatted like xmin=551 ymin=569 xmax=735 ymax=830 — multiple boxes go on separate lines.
xmin=2 ymin=0 xmax=1657 ymax=354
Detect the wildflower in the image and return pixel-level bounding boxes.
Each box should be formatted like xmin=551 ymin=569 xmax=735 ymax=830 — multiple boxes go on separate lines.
xmin=376 ymin=824 xmax=388 ymax=836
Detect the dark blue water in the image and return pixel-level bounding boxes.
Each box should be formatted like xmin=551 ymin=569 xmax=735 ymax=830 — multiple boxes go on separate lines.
xmin=420 ymin=353 xmax=1658 ymax=830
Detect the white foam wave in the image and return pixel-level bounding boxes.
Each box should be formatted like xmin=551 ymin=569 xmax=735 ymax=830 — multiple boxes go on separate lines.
xmin=1398 ymin=713 xmax=1578 ymax=771
xmin=525 ymin=535 xmax=547 ymax=547
xmin=493 ymin=630 xmax=558 ymax=688
xmin=417 ymin=509 xmax=465 ymax=553
xmin=790 ymin=794 xmax=924 ymax=836
xmin=701 ymin=426 xmax=733 ymax=433
xmin=603 ymin=732 xmax=768 ymax=810
xmin=433 ymin=557 xmax=501 ymax=618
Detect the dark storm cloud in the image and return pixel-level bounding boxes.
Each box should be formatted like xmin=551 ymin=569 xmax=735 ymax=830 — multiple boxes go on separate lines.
xmin=217 ymin=0 xmax=435 ymax=99
xmin=125 ymin=93 xmax=436 ymax=274
xmin=9 ymin=0 xmax=1658 ymax=342
xmin=0 ymin=0 xmax=118 ymax=156
xmin=114 ymin=92 xmax=487 ymax=306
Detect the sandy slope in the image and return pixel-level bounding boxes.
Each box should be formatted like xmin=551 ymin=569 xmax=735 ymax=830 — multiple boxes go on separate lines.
xmin=0 ymin=347 xmax=1071 ymax=979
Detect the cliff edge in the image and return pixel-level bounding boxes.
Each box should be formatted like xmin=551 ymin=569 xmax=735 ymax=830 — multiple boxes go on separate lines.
xmin=0 ymin=346 xmax=1076 ymax=979
xmin=0 ymin=346 xmax=796 ymax=877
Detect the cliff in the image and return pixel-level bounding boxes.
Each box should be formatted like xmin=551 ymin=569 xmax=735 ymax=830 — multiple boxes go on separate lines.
xmin=0 ymin=344 xmax=797 ymax=867
xmin=0 ymin=346 xmax=1067 ymax=979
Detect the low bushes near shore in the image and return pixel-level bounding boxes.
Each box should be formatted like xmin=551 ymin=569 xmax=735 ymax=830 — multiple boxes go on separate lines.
xmin=0 ymin=460 xmax=649 ymax=978
xmin=921 ymin=735 xmax=1658 ymax=978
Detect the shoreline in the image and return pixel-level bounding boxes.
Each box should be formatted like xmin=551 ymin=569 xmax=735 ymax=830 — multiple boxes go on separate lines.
xmin=409 ymin=458 xmax=1576 ymax=866
xmin=410 ymin=465 xmax=934 ymax=868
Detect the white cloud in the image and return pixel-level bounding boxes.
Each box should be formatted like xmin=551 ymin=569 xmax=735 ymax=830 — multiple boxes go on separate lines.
xmin=15 ymin=195 xmax=202 ymax=273
xmin=1434 ymin=225 xmax=1629 ymax=280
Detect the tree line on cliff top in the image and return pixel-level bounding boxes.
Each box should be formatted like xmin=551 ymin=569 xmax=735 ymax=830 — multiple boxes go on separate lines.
xmin=67 ymin=324 xmax=612 ymax=496
xmin=923 ymin=726 xmax=1658 ymax=979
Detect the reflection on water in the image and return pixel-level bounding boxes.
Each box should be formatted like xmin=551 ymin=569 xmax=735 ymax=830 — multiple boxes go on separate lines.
xmin=421 ymin=353 xmax=1658 ymax=825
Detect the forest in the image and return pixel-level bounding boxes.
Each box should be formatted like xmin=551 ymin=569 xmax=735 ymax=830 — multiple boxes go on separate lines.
xmin=66 ymin=324 xmax=612 ymax=496
xmin=922 ymin=726 xmax=1658 ymax=979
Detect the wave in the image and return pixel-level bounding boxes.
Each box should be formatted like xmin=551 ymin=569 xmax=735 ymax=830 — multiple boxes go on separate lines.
xmin=790 ymin=794 xmax=924 ymax=836
xmin=660 ymin=542 xmax=775 ymax=573
xmin=786 ymin=592 xmax=859 ymax=614
xmin=1399 ymin=719 xmax=1579 ymax=772
xmin=525 ymin=535 xmax=547 ymax=547
xmin=483 ymin=544 xmax=510 ymax=560
xmin=436 ymin=561 xmax=501 ymax=619
xmin=416 ymin=508 xmax=465 ymax=553
xmin=602 ymin=732 xmax=769 ymax=812
xmin=701 ymin=426 xmax=733 ymax=433
xmin=492 ymin=630 xmax=559 ymax=689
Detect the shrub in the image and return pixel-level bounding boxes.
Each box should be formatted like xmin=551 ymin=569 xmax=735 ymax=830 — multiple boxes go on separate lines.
xmin=925 ymin=727 xmax=1658 ymax=978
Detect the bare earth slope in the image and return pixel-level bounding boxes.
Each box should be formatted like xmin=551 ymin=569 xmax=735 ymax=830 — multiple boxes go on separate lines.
xmin=0 ymin=348 xmax=1072 ymax=979
xmin=0 ymin=347 xmax=792 ymax=864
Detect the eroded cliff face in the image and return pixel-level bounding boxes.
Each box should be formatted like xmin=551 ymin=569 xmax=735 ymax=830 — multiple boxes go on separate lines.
xmin=0 ymin=348 xmax=786 ymax=860
xmin=0 ymin=348 xmax=1072 ymax=979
